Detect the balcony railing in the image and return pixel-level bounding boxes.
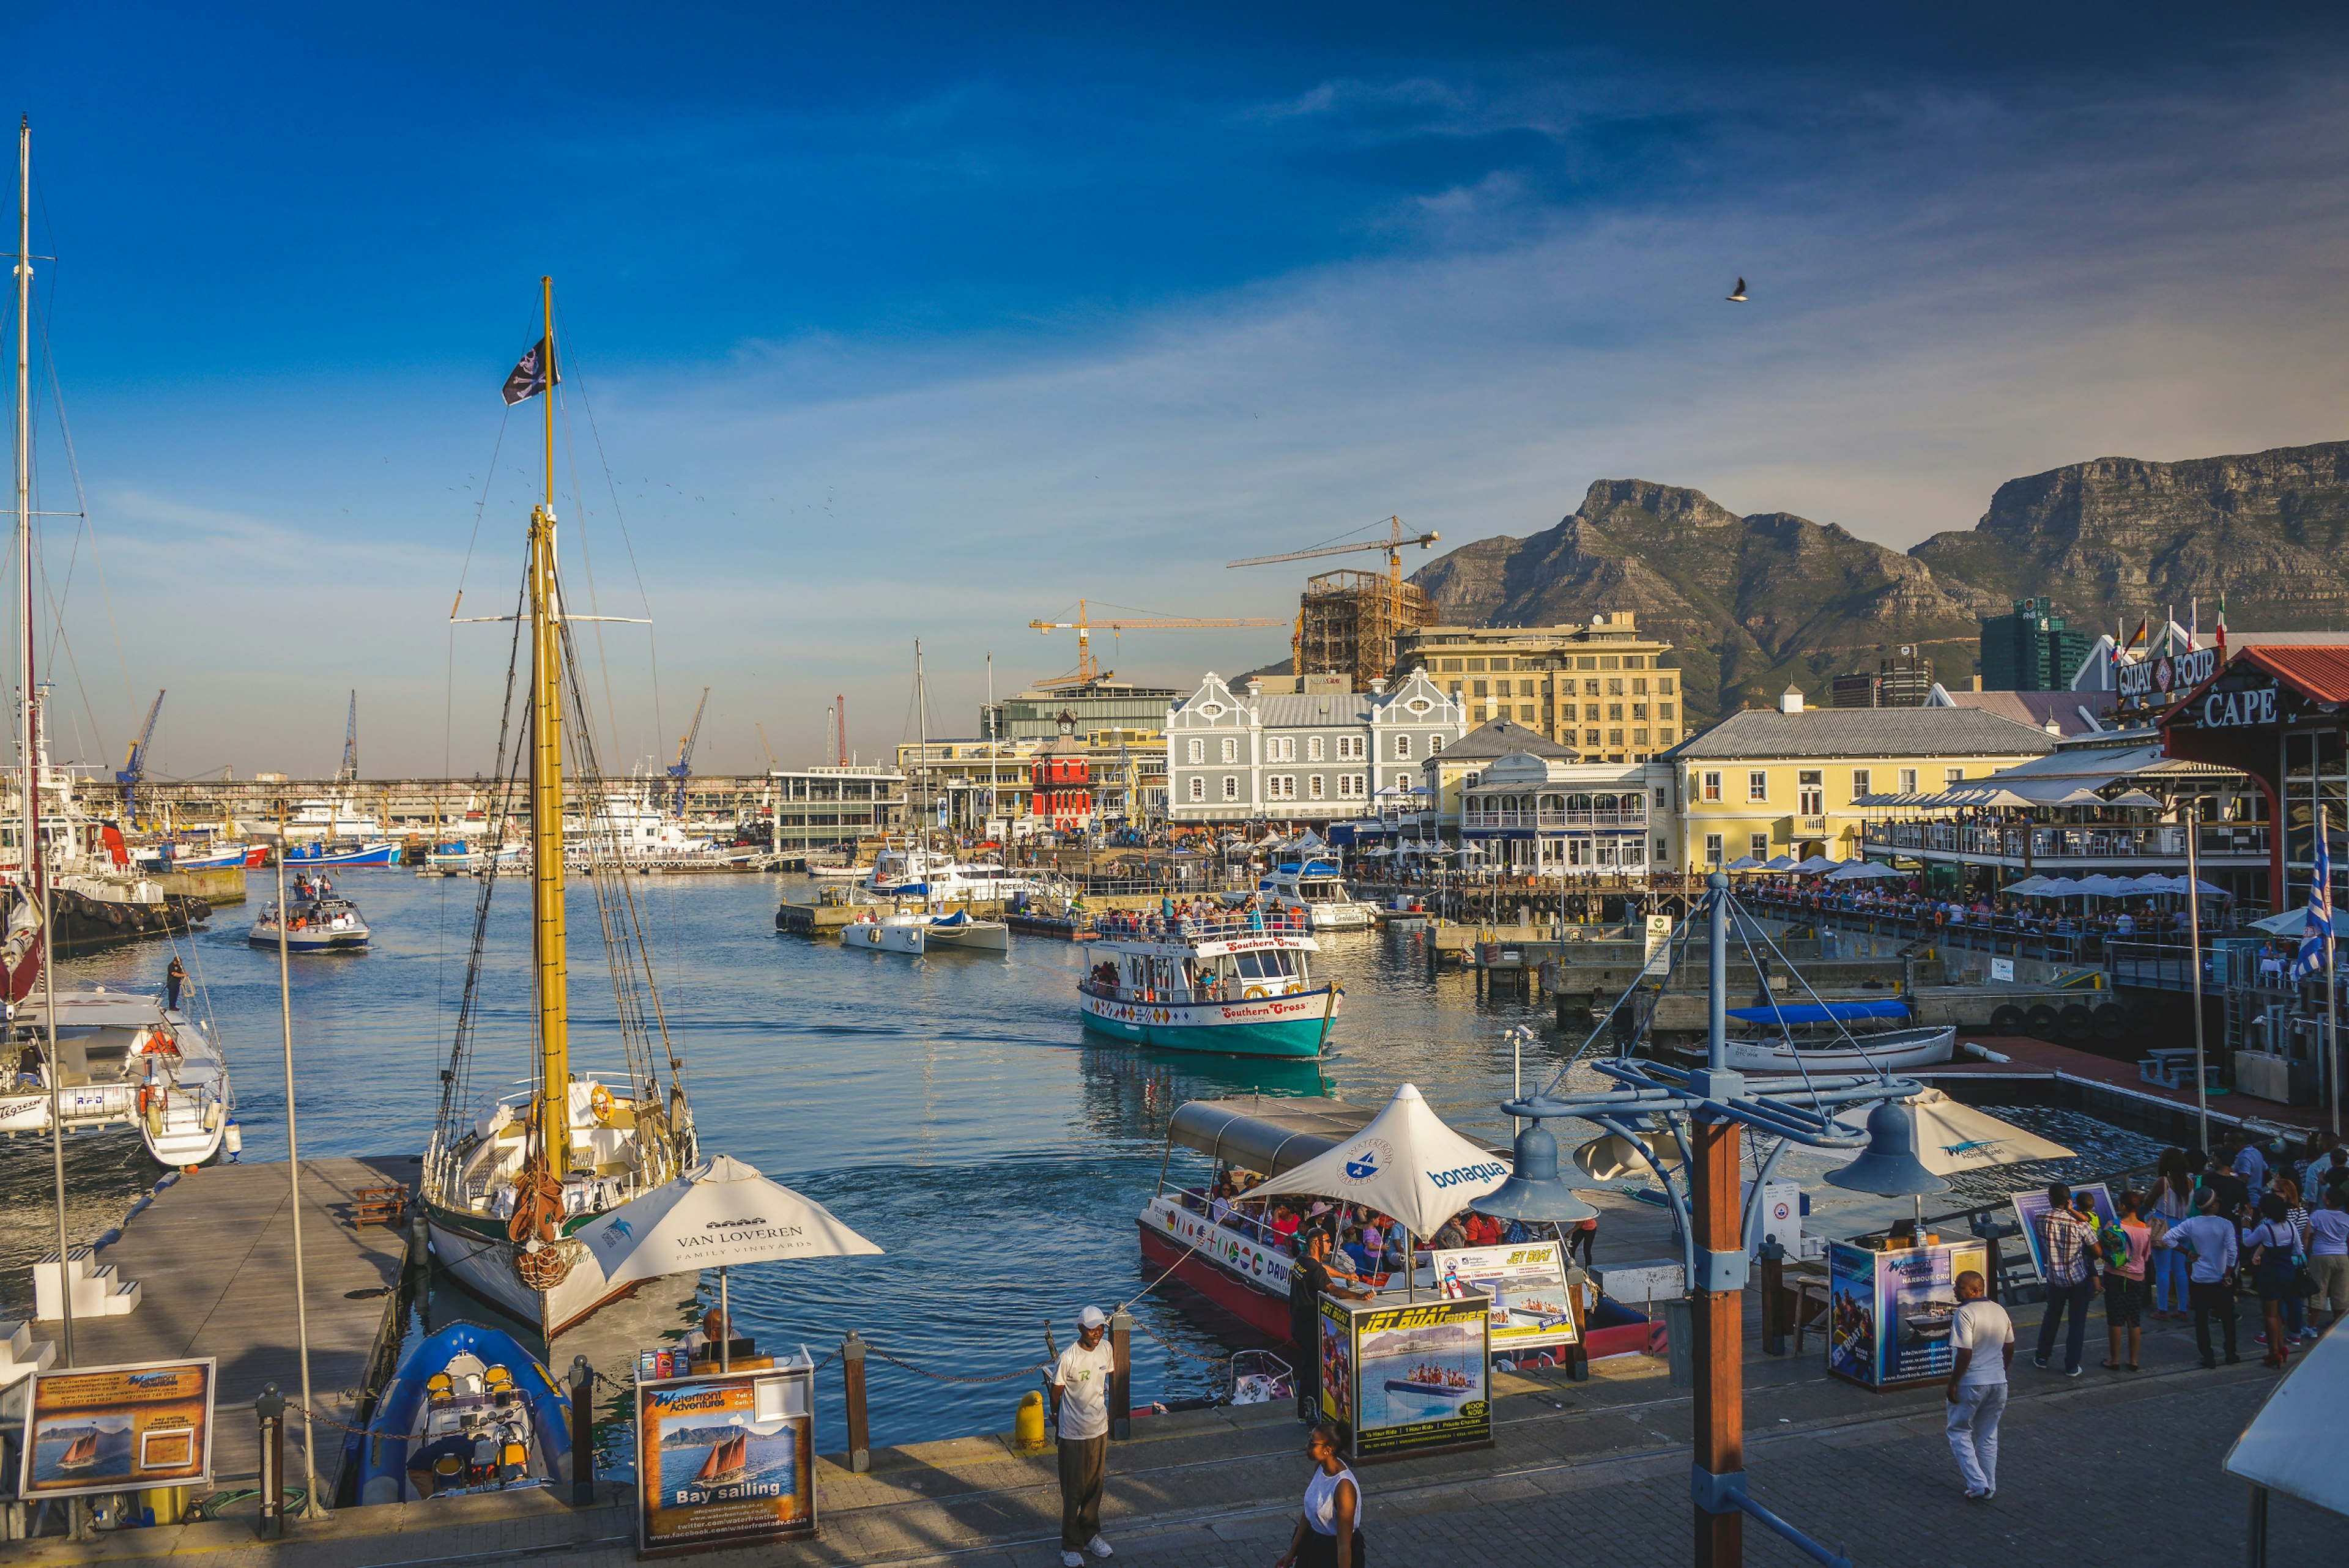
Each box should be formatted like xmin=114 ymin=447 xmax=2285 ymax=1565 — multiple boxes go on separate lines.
xmin=1860 ymin=822 xmax=2268 ymax=862
xmin=1461 ymin=807 xmax=1648 ymax=830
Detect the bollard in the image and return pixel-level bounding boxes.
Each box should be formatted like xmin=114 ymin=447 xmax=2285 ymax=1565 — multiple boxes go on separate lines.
xmin=254 ymin=1384 xmax=286 ymax=1540
xmin=569 ymin=1356 xmax=596 ymax=1506
xmin=1108 ymin=1311 xmax=1134 ymax=1440
xmin=1014 ymin=1389 xmax=1047 ymax=1451
xmin=841 ymin=1331 xmax=870 ymax=1473
xmin=1759 ymin=1238 xmax=1787 ymax=1356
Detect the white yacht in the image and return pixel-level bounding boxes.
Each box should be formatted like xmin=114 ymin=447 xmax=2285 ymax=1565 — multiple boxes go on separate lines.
xmin=282 ymin=794 xmax=386 ymax=841
xmin=0 ymin=991 xmax=234 ymax=1165
xmin=1258 ymin=857 xmax=1378 ymax=930
xmin=861 ymin=841 xmax=1050 ymax=903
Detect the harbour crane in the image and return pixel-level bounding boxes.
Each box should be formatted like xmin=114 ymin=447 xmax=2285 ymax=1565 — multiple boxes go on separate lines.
xmin=1027 ymin=599 xmax=1286 ymax=688
xmin=116 ymin=689 xmax=165 ymax=823
xmin=1228 ymin=516 xmax=1442 ymax=679
xmin=754 ymin=723 xmax=779 ymax=772
xmin=667 ymin=686 xmax=710 ymax=816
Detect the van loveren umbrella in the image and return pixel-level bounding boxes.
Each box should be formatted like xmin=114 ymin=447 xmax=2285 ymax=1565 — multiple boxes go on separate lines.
xmin=574 ymin=1155 xmax=883 ymax=1368
xmin=1249 ymin=1084 xmax=1511 ymax=1298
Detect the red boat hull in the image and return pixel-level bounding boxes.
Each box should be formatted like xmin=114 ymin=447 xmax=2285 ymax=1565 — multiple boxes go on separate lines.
xmin=1138 ymin=1224 xmax=1296 ymax=1342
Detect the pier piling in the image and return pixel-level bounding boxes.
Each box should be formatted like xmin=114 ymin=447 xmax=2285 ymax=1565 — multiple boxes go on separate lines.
xmin=842 ymin=1330 xmax=871 ymax=1473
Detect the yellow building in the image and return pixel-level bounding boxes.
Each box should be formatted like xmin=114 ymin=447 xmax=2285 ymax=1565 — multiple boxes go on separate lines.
xmin=1663 ymin=689 xmax=2054 ymax=869
xmin=1392 ymin=612 xmax=1680 ymax=762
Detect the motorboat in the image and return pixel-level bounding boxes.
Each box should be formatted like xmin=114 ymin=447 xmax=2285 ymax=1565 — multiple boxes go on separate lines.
xmin=281 ymin=838 xmax=402 ymax=867
xmin=1705 ymin=1001 xmax=1956 ymax=1074
xmin=861 ymin=841 xmax=1051 ymax=903
xmin=162 ymin=841 xmax=267 ymax=871
xmin=1080 ymin=908 xmax=1339 ymax=1057
xmin=1258 ymin=859 xmax=1377 ymax=931
xmin=0 ymin=989 xmax=236 ymax=1165
xmin=1381 ymin=1375 xmax=1474 ymax=1400
xmin=350 ymin=1322 xmax=571 ymax=1504
xmin=917 ymin=908 xmax=1010 ymax=952
xmin=844 ymin=909 xmax=929 ymax=955
xmin=249 ymin=893 xmax=371 ymax=952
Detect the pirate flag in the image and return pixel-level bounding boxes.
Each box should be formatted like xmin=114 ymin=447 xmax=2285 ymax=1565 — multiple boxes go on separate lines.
xmin=502 ymin=336 xmax=558 ymax=405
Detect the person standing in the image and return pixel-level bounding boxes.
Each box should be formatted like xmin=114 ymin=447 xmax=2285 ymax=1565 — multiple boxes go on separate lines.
xmin=2160 ymin=1190 xmax=2241 ymax=1368
xmin=1945 ymin=1270 xmax=2013 ymax=1501
xmin=1272 ymin=1424 xmax=1364 ymax=1568
xmin=2145 ymin=1152 xmax=2193 ymax=1321
xmin=165 ymin=956 xmax=185 ymax=1013
xmin=2306 ymin=1186 xmax=2349 ymax=1332
xmin=1050 ymin=1306 xmax=1117 ymax=1567
xmin=1290 ymin=1230 xmax=1369 ymax=1423
xmin=2032 ymin=1183 xmax=2099 ymax=1376
xmin=2244 ymin=1195 xmax=2303 ymax=1371
xmin=2099 ymin=1191 xmax=2151 ymax=1372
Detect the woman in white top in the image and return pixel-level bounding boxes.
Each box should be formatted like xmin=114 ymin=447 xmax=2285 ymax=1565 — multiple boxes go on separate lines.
xmin=1274 ymin=1423 xmax=1363 ymax=1568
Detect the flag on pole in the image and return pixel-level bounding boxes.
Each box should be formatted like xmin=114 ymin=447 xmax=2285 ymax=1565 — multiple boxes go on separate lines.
xmin=2215 ymin=593 xmax=2228 ymax=660
xmin=2123 ymin=616 xmax=2148 ymax=654
xmin=2296 ymin=806 xmax=2335 ymax=981
xmin=2188 ymin=598 xmax=2199 ymax=652
xmin=501 ymin=336 xmax=558 ymax=405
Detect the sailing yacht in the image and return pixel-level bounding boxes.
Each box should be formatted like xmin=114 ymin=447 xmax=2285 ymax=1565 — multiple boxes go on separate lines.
xmin=418 ymin=280 xmax=697 ymax=1339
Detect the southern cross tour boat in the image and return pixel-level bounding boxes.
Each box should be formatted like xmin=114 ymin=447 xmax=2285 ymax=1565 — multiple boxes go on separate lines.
xmin=1079 ymin=908 xmax=1340 ymax=1057
xmin=420 ymin=281 xmax=697 ymax=1339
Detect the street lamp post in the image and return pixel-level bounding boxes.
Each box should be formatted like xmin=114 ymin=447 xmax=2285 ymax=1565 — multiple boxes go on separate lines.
xmin=2175 ymin=799 xmax=2210 ymax=1152
xmin=1474 ymin=871 xmax=1937 ymax=1568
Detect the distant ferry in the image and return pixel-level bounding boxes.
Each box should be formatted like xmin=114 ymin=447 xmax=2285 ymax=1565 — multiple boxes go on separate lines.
xmin=1079 ymin=909 xmax=1340 ymax=1057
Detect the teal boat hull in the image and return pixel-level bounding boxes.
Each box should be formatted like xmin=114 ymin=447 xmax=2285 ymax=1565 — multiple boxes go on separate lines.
xmin=1078 ymin=983 xmax=1339 ymax=1059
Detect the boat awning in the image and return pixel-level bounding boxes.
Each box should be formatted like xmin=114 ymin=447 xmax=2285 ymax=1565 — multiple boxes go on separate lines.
xmin=16 ymin=992 xmax=168 ymax=1028
xmin=1726 ymin=1000 xmax=1913 ymax=1026
xmin=1166 ymin=1096 xmax=1504 ymax=1177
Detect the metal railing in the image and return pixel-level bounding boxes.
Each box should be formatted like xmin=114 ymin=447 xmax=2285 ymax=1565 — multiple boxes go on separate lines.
xmin=1862 ymin=821 xmax=2269 ymax=862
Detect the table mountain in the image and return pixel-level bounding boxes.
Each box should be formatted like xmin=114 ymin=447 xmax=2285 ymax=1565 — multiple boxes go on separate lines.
xmin=1409 ymin=440 xmax=2349 ymax=727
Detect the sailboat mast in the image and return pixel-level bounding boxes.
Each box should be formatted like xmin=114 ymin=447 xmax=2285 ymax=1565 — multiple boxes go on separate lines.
xmin=530 ymin=276 xmax=569 ymax=1180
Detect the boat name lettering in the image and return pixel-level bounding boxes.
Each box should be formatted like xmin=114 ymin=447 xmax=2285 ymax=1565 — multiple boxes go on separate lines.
xmin=676 ymin=1483 xmax=784 ymax=1504
xmin=1428 ymin=1161 xmax=1508 ymax=1189
xmin=1366 ymin=1305 xmax=1463 ymax=1332
xmin=676 ymin=1226 xmax=804 ymax=1248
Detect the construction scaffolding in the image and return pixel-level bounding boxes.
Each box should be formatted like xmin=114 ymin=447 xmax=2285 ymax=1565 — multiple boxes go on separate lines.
xmin=1296 ymin=569 xmax=1434 ymax=690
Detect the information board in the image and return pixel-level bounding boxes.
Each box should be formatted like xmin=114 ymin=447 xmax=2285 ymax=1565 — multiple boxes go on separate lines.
xmin=1826 ymin=1240 xmax=1990 ymax=1389
xmin=18 ymin=1359 xmax=216 ymax=1501
xmin=2010 ymin=1183 xmax=2118 ymax=1281
xmin=636 ymin=1358 xmax=817 ymax=1556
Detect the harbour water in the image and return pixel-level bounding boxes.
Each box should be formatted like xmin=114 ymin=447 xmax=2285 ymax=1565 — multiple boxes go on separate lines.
xmin=0 ymin=870 xmax=2161 ymax=1464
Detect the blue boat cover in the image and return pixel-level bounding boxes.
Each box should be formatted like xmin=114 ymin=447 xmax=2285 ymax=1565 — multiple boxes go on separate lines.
xmin=1726 ymin=1000 xmax=1913 ymax=1025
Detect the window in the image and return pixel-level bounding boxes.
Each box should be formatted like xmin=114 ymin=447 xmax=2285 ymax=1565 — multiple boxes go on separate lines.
xmin=1850 ymin=768 xmax=1871 ymax=802
xmin=1600 ymin=656 xmax=1620 ymax=671
xmin=1264 ymin=736 xmax=1291 ymax=762
xmin=1220 ymin=736 xmax=1238 ymax=764
xmin=1659 ymin=728 xmax=1675 ymax=744
xmin=1584 ymin=679 xmax=1601 ymax=696
xmin=1585 ymin=728 xmax=1601 ymax=746
xmin=1633 ymin=728 xmax=1649 ymax=744
xmin=1747 ymin=771 xmax=1769 ymax=803
xmin=1750 ymin=833 xmax=1770 ymax=860
xmin=1631 ymin=703 xmax=1647 ymax=721
xmin=1440 ymin=658 xmax=1463 ymax=672
xmin=1429 ymin=736 xmax=1444 ymax=753
xmin=1448 ymin=681 xmax=1463 ymax=697
xmin=1186 ymin=738 xmax=1204 ymax=764
xmin=1266 ymin=775 xmax=1295 ymax=801
xmin=1608 ymin=729 xmax=1624 ymax=747
xmin=1307 ymin=735 xmax=1326 ymax=762
xmin=1309 ymin=774 xmax=1326 ymax=800
xmin=1946 ymin=767 xmax=1965 ymax=786
xmin=1631 ymin=678 xmax=1648 ymax=695
xmin=1898 ymin=767 xmax=1918 ymax=793
xmin=1655 ymin=836 xmax=1669 ymax=861
xmin=1660 ymin=703 xmax=1674 ymax=720
xmin=1660 ymin=677 xmax=1676 ymax=695
xmin=1338 ymin=774 xmax=1365 ymax=799
xmin=1608 ymin=704 xmax=1623 ymax=722
xmin=1393 ymin=734 xmax=1412 ymax=760
xmin=1187 ymin=777 xmax=1204 ymax=802
xmin=1608 ymin=678 xmax=1624 ymax=697
xmin=1584 ymin=703 xmax=1600 ymax=720
xmin=1627 ymin=656 xmax=1646 ymax=670
xmin=1472 ymin=680 xmax=1488 ymax=697
xmin=1702 ymin=771 xmax=1722 ymax=802
xmin=1654 ymin=787 xmax=1667 ymax=808
xmin=1520 ymin=704 xmax=1535 ymax=722
xmin=1337 ymin=735 xmax=1365 ymax=761
xmin=1518 ymin=679 xmax=1535 ymax=697
xmin=1705 ymin=833 xmax=1724 ymax=866
xmin=1468 ymin=658 xmax=1486 ymax=671
xmin=1222 ymin=775 xmax=1238 ymax=801
xmin=1798 ymin=770 xmax=1823 ymax=816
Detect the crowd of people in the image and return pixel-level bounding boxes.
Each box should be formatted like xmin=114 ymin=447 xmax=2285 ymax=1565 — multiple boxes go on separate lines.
xmin=1746 ymin=875 xmax=2228 ymax=942
xmin=1086 ymin=895 xmax=1308 ymax=944
xmin=1179 ymin=1167 xmax=1592 ymax=1282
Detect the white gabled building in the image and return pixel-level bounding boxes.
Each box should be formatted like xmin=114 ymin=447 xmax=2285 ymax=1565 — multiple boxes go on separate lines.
xmin=1165 ymin=671 xmax=1466 ymax=824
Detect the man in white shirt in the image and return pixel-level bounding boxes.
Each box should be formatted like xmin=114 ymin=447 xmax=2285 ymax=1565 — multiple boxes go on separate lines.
xmin=1945 ymin=1271 xmax=2013 ymax=1501
xmin=2159 ymin=1191 xmax=2241 ymax=1367
xmin=1050 ymin=1305 xmax=1118 ymax=1567
xmin=2306 ymin=1188 xmax=2349 ymax=1330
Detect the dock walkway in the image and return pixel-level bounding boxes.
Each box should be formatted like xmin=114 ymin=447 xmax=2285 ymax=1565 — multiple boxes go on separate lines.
xmin=26 ymin=1291 xmax=2326 ymax=1568
xmin=35 ymin=1156 xmax=412 ymax=1489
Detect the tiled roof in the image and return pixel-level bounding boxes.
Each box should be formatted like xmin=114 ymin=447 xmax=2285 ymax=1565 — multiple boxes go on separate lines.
xmin=1431 ymin=719 xmax=1575 ymax=761
xmin=1660 ymin=706 xmax=2057 ymax=761
xmin=2237 ymin=644 xmax=2349 ymax=704
xmin=1933 ymin=690 xmax=2102 ymax=737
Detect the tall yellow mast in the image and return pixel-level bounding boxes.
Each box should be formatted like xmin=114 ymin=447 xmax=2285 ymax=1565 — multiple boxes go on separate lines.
xmin=530 ymin=276 xmax=568 ymax=1179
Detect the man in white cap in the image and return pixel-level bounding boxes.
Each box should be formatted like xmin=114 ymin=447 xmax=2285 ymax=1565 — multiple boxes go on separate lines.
xmin=1050 ymin=1305 xmax=1116 ymax=1566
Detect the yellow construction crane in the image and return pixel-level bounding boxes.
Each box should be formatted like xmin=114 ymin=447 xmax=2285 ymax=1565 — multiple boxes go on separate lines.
xmin=1229 ymin=516 xmax=1442 ymax=679
xmin=1028 ymin=599 xmax=1287 ymax=688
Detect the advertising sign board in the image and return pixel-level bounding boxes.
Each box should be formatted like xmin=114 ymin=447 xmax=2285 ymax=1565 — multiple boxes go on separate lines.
xmin=1429 ymin=1242 xmax=1578 ymax=1364
xmin=636 ymin=1358 xmax=817 ymax=1556
xmin=18 ymin=1359 xmax=215 ymax=1501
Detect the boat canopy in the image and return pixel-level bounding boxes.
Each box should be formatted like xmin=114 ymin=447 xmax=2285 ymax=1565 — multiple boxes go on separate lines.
xmin=1726 ymin=1000 xmax=1913 ymax=1026
xmin=1166 ymin=1096 xmax=1503 ymax=1178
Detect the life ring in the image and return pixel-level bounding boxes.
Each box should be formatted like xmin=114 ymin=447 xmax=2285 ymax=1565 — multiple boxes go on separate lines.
xmin=588 ymin=1083 xmax=615 ymax=1123
xmin=1244 ymin=985 xmax=1268 ymax=999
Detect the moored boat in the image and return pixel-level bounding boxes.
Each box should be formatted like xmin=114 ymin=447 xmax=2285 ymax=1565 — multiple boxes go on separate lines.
xmin=248 ymin=892 xmax=371 ymax=952
xmin=0 ymin=990 xmax=235 ymax=1165
xmin=282 ymin=838 xmax=402 ymax=867
xmin=844 ymin=909 xmax=930 ymax=954
xmin=350 ymin=1322 xmax=570 ymax=1504
xmin=1079 ymin=909 xmax=1339 ymax=1058
xmin=1259 ymin=858 xmax=1378 ymax=931
xmin=1704 ymin=1001 xmax=1956 ymax=1074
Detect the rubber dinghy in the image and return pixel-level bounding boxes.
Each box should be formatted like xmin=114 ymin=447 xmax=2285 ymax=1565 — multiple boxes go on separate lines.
xmin=349 ymin=1322 xmax=570 ymax=1504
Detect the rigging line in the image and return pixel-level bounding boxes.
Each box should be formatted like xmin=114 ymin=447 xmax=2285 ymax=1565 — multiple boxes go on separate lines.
xmin=31 ymin=522 xmax=106 ymax=772
xmin=34 ymin=292 xmax=135 ymax=719
xmin=552 ymin=389 xmax=632 ymax=782
xmin=1735 ymin=892 xmax=1890 ymax=1091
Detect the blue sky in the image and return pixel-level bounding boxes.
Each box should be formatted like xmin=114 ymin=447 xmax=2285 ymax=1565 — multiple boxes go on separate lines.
xmin=10 ymin=4 xmax=2349 ymax=775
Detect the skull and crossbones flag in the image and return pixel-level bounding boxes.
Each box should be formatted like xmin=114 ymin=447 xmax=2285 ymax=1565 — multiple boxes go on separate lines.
xmin=501 ymin=336 xmax=558 ymax=405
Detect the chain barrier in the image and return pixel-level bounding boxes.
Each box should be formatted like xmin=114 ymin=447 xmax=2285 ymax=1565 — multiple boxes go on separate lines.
xmin=1128 ymin=1317 xmax=1231 ymax=1368
xmin=280 ymin=1399 xmax=372 ymax=1438
xmin=862 ymin=1345 xmax=1051 ymax=1385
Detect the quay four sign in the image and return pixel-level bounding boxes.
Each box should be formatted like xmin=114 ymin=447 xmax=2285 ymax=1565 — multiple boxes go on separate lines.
xmin=2117 ymin=645 xmax=2218 ymax=700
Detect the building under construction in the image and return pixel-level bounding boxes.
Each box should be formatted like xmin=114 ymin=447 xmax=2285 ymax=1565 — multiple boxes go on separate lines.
xmin=1295 ymin=569 xmax=1434 ymax=692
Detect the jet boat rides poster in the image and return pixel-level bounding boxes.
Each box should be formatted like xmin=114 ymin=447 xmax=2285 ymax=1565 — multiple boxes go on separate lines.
xmin=1429 ymin=1241 xmax=1579 ymax=1366
xmin=20 ymin=1359 xmax=215 ymax=1500
xmin=1323 ymin=1296 xmax=1491 ymax=1459
xmin=636 ymin=1363 xmax=816 ymax=1555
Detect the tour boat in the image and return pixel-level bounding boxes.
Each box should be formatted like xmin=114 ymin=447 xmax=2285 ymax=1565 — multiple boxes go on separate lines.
xmin=1258 ymin=859 xmax=1378 ymax=931
xmin=1080 ymin=911 xmax=1339 ymax=1057
xmin=0 ymin=990 xmax=235 ymax=1166
xmin=1709 ymin=1002 xmax=1956 ymax=1074
xmin=351 ymin=1321 xmax=571 ymax=1504
xmin=248 ymin=893 xmax=372 ymax=952
xmin=418 ymin=280 xmax=698 ymax=1341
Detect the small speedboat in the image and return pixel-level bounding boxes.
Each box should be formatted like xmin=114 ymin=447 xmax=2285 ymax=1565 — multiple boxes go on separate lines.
xmin=843 ymin=909 xmax=929 ymax=955
xmin=248 ymin=893 xmax=371 ymax=952
xmin=921 ymin=908 xmax=1009 ymax=952
xmin=349 ymin=1322 xmax=570 ymax=1504
xmin=1382 ymin=1376 xmax=1474 ymax=1400
xmin=1706 ymin=1001 xmax=1955 ymax=1074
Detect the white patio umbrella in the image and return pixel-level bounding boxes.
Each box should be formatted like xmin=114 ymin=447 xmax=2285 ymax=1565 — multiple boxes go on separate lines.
xmin=1724 ymin=854 xmax=1762 ymax=870
xmin=1762 ymin=854 xmax=1797 ymax=871
xmin=2253 ymin=907 xmax=2308 ymax=937
xmin=1905 ymin=1089 xmax=2075 ymax=1175
xmin=1249 ymin=1084 xmax=1510 ymax=1298
xmin=574 ymin=1155 xmax=884 ymax=1369
xmin=2227 ymin=1317 xmax=2349 ymax=1521
xmin=1828 ymin=860 xmax=1904 ymax=882
xmin=2003 ymin=875 xmax=2054 ymax=896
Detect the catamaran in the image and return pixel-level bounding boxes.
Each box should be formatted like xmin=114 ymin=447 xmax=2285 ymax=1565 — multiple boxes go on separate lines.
xmin=419 ymin=280 xmax=698 ymax=1339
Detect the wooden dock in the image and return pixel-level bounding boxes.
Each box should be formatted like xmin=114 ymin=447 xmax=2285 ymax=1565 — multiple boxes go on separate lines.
xmin=34 ymin=1155 xmax=413 ymax=1491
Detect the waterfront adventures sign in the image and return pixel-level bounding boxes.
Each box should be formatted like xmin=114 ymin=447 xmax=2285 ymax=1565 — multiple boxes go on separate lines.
xmin=19 ymin=1359 xmax=215 ymax=1501
xmin=636 ymin=1362 xmax=817 ymax=1556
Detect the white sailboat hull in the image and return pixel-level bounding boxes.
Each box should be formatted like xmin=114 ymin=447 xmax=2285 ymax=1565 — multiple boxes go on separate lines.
xmin=425 ymin=1205 xmax=631 ymax=1340
xmin=844 ymin=919 xmax=926 ymax=954
xmin=922 ymin=920 xmax=1009 ymax=952
xmin=1719 ymin=1026 xmax=1956 ymax=1074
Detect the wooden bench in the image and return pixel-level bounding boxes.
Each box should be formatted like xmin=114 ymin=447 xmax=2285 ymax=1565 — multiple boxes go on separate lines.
xmin=352 ymin=1185 xmax=407 ymax=1229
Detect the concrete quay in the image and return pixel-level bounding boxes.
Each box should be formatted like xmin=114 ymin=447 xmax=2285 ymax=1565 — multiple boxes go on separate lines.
xmin=24 ymin=1287 xmax=2326 ymax=1567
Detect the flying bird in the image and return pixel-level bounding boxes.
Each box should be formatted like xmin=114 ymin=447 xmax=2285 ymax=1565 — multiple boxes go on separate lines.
xmin=1727 ymin=278 xmax=1748 ymax=302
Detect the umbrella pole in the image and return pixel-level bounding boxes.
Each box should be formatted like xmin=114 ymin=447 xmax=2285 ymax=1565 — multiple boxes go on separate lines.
xmin=720 ymin=1266 xmax=730 ymax=1374
xmin=1405 ymin=1228 xmax=1414 ymax=1302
